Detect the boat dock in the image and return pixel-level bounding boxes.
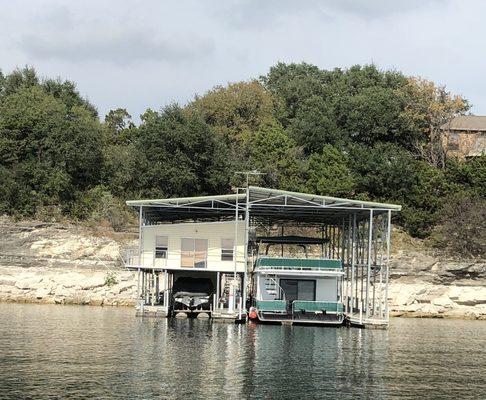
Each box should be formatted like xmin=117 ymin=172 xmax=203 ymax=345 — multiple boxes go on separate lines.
xmin=125 ymin=186 xmax=400 ymax=329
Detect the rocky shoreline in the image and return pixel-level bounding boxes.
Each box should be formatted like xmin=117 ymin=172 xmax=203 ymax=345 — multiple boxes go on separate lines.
xmin=0 ymin=218 xmax=138 ymax=307
xmin=0 ymin=217 xmax=485 ymax=319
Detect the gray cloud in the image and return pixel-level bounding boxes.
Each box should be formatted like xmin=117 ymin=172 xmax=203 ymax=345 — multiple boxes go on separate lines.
xmin=1 ymin=0 xmax=484 ymax=121
xmin=19 ymin=30 xmax=213 ymax=65
xmin=324 ymin=0 xmax=443 ymax=19
xmin=212 ymin=0 xmax=441 ymax=29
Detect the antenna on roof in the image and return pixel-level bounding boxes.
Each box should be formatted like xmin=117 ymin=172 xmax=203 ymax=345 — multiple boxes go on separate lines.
xmin=235 ymin=170 xmax=264 ymax=188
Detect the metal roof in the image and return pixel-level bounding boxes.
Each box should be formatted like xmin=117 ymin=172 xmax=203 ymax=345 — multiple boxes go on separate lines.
xmin=247 ymin=186 xmax=401 ymax=210
xmin=440 ymin=115 xmax=486 ymax=132
xmin=126 ymin=186 xmax=401 ymax=225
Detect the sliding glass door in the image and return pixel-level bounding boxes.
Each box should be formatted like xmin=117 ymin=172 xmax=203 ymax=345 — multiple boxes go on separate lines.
xmin=181 ymin=238 xmax=208 ymax=268
xmin=280 ymin=279 xmax=316 ymax=301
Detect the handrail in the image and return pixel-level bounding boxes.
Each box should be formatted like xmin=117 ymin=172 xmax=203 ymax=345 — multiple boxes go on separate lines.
xmin=256 ymin=256 xmax=343 ymax=270
xmin=257 ymin=265 xmax=343 ymax=272
xmin=292 ymin=301 xmax=344 ymax=314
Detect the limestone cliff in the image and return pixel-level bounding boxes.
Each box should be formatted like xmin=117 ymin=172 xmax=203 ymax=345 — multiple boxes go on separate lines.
xmin=388 ymin=230 xmax=486 ymax=319
xmin=0 ymin=217 xmax=138 ymax=306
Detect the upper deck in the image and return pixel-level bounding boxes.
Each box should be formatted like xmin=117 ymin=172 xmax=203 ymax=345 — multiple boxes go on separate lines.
xmin=254 ymin=256 xmax=344 ymax=276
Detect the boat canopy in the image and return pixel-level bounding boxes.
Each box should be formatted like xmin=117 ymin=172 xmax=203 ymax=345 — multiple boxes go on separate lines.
xmin=126 ymin=186 xmax=401 ymax=225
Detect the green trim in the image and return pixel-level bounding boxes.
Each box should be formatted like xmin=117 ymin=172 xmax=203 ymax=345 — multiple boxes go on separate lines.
xmin=256 ymin=257 xmax=342 ymax=270
xmin=256 ymin=300 xmax=287 ymax=312
xmin=292 ymin=301 xmax=344 ymax=313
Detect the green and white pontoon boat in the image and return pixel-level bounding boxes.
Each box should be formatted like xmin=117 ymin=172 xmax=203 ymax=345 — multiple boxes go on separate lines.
xmin=251 ymin=236 xmax=345 ymax=325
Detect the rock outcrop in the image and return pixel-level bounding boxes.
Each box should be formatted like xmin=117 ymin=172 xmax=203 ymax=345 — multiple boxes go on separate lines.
xmin=388 ymin=237 xmax=486 ymax=319
xmin=0 ymin=217 xmax=138 ymax=306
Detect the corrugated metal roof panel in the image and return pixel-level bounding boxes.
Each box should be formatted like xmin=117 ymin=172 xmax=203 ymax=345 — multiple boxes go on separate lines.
xmin=441 ymin=115 xmax=486 ymax=131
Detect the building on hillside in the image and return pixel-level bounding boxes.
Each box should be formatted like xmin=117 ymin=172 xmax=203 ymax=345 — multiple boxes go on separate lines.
xmin=441 ymin=115 xmax=486 ymax=158
xmin=125 ymin=186 xmax=401 ymax=328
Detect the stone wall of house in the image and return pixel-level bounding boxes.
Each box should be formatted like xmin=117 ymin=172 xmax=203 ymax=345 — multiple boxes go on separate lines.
xmin=444 ymin=130 xmax=486 ymax=158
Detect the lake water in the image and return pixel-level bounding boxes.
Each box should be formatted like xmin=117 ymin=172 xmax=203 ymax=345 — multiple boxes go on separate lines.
xmin=0 ymin=303 xmax=485 ymax=399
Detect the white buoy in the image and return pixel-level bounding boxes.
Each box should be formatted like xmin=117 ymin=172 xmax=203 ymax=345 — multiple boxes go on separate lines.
xmin=175 ymin=312 xmax=188 ymax=319
xmin=197 ymin=312 xmax=210 ymax=319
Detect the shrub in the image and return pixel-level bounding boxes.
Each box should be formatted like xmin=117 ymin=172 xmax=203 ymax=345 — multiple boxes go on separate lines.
xmin=104 ymin=272 xmax=118 ymax=287
xmin=431 ymin=193 xmax=486 ymax=258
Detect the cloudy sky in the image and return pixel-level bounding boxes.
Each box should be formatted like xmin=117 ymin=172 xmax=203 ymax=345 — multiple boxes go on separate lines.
xmin=1 ymin=0 xmax=484 ymax=120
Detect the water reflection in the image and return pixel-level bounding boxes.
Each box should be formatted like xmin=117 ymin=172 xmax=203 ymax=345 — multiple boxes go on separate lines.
xmin=0 ymin=304 xmax=485 ymax=399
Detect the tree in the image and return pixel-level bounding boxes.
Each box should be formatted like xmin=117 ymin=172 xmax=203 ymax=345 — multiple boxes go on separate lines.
xmin=132 ymin=105 xmax=231 ymax=198
xmin=348 ymin=142 xmax=449 ymax=237
xmin=432 ymin=193 xmax=486 ymax=257
xmin=190 ymin=80 xmax=278 ymax=143
xmin=104 ymin=108 xmax=136 ymax=145
xmin=402 ymin=77 xmax=469 ymax=168
xmin=262 ymin=63 xmax=418 ymax=151
xmin=0 ymin=69 xmax=104 ymax=217
xmin=246 ymin=120 xmax=305 ymax=191
xmin=305 ymin=145 xmax=355 ymax=197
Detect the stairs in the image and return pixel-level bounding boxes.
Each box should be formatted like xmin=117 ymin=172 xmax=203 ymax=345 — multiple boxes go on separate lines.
xmin=263 ymin=275 xmax=280 ymax=299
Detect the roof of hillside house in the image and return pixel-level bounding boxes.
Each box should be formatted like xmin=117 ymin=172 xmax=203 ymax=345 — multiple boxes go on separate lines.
xmin=441 ymin=115 xmax=486 ymax=132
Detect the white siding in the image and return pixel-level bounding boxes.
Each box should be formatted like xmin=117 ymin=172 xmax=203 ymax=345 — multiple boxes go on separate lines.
xmin=315 ymin=278 xmax=338 ymax=301
xmin=141 ymin=221 xmax=245 ymax=272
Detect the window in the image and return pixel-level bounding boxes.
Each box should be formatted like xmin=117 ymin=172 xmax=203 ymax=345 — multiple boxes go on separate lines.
xmin=181 ymin=238 xmax=208 ymax=268
xmin=279 ymin=279 xmax=316 ymax=301
xmin=221 ymin=239 xmax=234 ymax=261
xmin=155 ymin=236 xmax=168 ymax=259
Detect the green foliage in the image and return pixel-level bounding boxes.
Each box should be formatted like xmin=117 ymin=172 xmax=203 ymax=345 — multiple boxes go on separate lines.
xmin=444 ymin=156 xmax=486 ymax=197
xmin=0 ymin=64 xmax=482 ymax=244
xmin=431 ymin=193 xmax=486 ymax=258
xmin=262 ymin=63 xmax=420 ymax=152
xmin=132 ymin=105 xmax=231 ymax=198
xmin=348 ymin=143 xmax=449 ymax=237
xmin=0 ymin=68 xmax=103 ymax=218
xmin=104 ymin=271 xmax=118 ymax=287
xmin=246 ymin=120 xmax=305 ymax=190
xmin=305 ymin=145 xmax=355 ymax=197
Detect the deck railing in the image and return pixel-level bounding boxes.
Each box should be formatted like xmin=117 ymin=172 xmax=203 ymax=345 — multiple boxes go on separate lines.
xmin=255 ymin=300 xmax=287 ymax=312
xmin=255 ymin=256 xmax=343 ymax=271
xmin=256 ymin=299 xmax=344 ymax=314
xmin=124 ymin=249 xmax=140 ymax=267
xmin=292 ymin=301 xmax=344 ymax=314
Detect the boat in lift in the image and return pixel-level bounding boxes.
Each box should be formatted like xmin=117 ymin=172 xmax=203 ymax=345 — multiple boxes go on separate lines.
xmin=171 ymin=277 xmax=214 ymax=315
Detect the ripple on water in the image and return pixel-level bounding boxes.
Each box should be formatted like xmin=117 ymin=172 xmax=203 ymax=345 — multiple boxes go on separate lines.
xmin=0 ymin=303 xmax=485 ymax=399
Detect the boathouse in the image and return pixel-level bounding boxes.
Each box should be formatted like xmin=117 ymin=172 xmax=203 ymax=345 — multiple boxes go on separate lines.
xmin=125 ymin=187 xmax=401 ymax=328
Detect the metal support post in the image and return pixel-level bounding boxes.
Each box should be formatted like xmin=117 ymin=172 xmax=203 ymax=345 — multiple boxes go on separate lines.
xmin=366 ymin=209 xmax=373 ymax=319
xmin=350 ymin=213 xmax=356 ymax=315
xmin=385 ymin=210 xmax=392 ymax=321
xmin=243 ymin=187 xmax=250 ymax=313
xmin=216 ymin=271 xmax=220 ymax=310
